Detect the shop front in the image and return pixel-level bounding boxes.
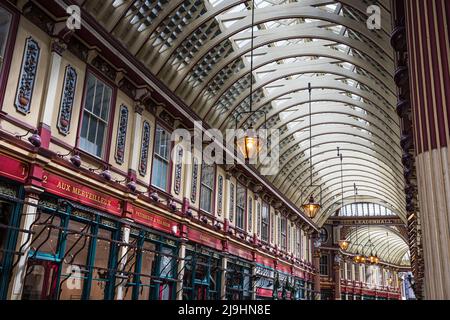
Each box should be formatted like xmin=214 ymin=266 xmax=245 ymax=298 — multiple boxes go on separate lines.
xmin=0 ymin=154 xmax=28 ymax=300
xmin=21 ymin=194 xmax=120 ymax=300
xmin=224 ymin=257 xmax=252 ymax=300
xmin=120 ymin=228 xmax=179 ymax=300
xmin=0 ymin=179 xmax=24 ymax=300
xmin=182 ymin=244 xmax=222 ymax=300
xmin=11 ymin=171 xmax=181 ymax=301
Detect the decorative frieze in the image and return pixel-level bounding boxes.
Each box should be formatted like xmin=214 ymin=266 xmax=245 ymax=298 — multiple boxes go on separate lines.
xmin=190 ymin=158 xmax=199 ymax=203
xmin=15 ymin=37 xmax=40 ymax=114
xmin=0 ymin=182 xmax=18 ymax=198
xmin=174 ymin=146 xmax=183 ymax=195
xmin=217 ymin=175 xmax=224 ymax=216
xmin=57 ymin=65 xmax=77 ymax=135
xmin=138 ymin=121 xmax=151 ymax=176
xmin=114 ymin=104 xmax=129 ymax=164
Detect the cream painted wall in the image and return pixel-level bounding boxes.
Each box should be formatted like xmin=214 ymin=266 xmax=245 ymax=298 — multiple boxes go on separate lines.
xmin=136 ymin=111 xmax=155 ymax=187
xmin=49 ymin=51 xmax=86 ymax=155
xmin=107 ymin=90 xmax=134 ymax=173
xmin=1 ymin=17 xmax=50 ymax=134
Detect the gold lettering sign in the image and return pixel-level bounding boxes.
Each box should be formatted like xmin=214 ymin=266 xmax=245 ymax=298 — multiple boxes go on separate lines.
xmin=43 ymin=172 xmax=122 ymax=216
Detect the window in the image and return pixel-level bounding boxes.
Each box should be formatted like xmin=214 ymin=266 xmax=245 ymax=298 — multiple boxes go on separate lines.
xmin=0 ymin=6 xmax=12 ymax=76
xmin=261 ymin=203 xmax=269 ymax=242
xmin=319 ymin=228 xmax=328 ymax=243
xmin=151 ymin=125 xmax=171 ymax=191
xmin=346 ymin=263 xmax=352 ymax=280
xmin=280 ymin=216 xmax=287 ymax=251
xmin=200 ymin=164 xmax=214 ymax=213
xmin=235 ymin=184 xmax=246 ymax=230
xmin=296 ymin=228 xmax=301 ymax=258
xmin=79 ymin=73 xmax=113 ymax=158
xmin=320 ymin=255 xmax=329 ymax=276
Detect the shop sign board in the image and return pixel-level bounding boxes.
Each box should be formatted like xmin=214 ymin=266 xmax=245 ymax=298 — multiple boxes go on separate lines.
xmin=0 ymin=154 xmax=28 ymax=182
xmin=42 ymin=172 xmax=122 ymax=216
xmin=131 ymin=205 xmax=179 ymax=235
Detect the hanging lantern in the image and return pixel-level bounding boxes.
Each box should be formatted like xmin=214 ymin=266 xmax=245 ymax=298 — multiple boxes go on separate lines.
xmin=369 ymin=255 xmax=377 ymax=264
xmin=353 ymin=254 xmax=361 ymax=264
xmin=236 ymin=128 xmax=265 ymax=161
xmin=338 ymin=240 xmax=350 ymax=251
xmin=302 ymin=195 xmax=321 ymax=219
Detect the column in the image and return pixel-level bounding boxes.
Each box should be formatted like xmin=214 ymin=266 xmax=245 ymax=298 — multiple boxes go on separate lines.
xmin=312 ymin=234 xmax=321 ymax=300
xmin=404 ymin=0 xmax=450 ymax=300
xmin=38 ymin=38 xmax=66 ymax=148
xmin=7 ymin=188 xmax=41 ymax=300
xmin=334 ymin=255 xmax=341 ymax=300
xmin=251 ymin=265 xmax=257 ymax=300
xmin=115 ymin=223 xmax=131 ymax=300
xmin=175 ymin=242 xmax=186 ymax=300
xmin=220 ymin=257 xmax=227 ymax=300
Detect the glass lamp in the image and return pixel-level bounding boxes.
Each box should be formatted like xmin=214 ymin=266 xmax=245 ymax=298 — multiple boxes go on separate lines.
xmin=338 ymin=240 xmax=350 ymax=251
xmin=302 ymin=195 xmax=321 ymax=219
xmin=236 ymin=128 xmax=264 ymax=161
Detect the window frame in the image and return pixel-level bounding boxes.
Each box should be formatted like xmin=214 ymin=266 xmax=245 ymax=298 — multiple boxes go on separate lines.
xmin=235 ymin=183 xmax=246 ymax=231
xmin=199 ymin=163 xmax=216 ymax=215
xmin=0 ymin=2 xmax=18 ymax=109
xmin=280 ymin=216 xmax=287 ymax=251
xmin=150 ymin=122 xmax=173 ymax=193
xmin=261 ymin=202 xmax=270 ymax=243
xmin=76 ymin=68 xmax=116 ymax=161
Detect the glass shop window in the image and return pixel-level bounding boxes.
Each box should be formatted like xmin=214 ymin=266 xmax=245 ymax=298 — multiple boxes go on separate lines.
xmin=79 ymin=73 xmax=113 ymax=158
xmin=261 ymin=203 xmax=269 ymax=243
xmin=0 ymin=6 xmax=12 ymax=75
xmin=225 ymin=262 xmax=252 ymax=300
xmin=200 ymin=164 xmax=214 ymax=213
xmin=157 ymin=246 xmax=176 ymax=300
xmin=137 ymin=241 xmax=157 ymax=300
xmin=235 ymin=184 xmax=246 ymax=230
xmin=151 ymin=125 xmax=171 ymax=191
xmin=183 ymin=249 xmax=221 ymax=300
xmin=122 ymin=239 xmax=157 ymax=301
xmin=30 ymin=212 xmax=62 ymax=256
xmin=89 ymin=228 xmax=112 ymax=300
xmin=0 ymin=201 xmax=12 ymax=266
xmin=59 ymin=219 xmax=90 ymax=300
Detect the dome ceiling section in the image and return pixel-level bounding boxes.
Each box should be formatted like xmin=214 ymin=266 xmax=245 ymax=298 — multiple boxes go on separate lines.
xmin=82 ymin=0 xmax=404 ymax=225
xmin=345 ymin=226 xmax=410 ymax=266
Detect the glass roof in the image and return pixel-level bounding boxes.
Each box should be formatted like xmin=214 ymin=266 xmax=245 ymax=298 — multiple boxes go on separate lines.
xmin=345 ymin=226 xmax=410 ymax=266
xmin=338 ymin=202 xmax=397 ymax=217
xmin=84 ymin=0 xmax=404 ymax=227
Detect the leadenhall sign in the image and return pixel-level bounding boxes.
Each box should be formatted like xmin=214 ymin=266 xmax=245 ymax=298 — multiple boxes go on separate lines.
xmin=42 ymin=171 xmax=122 ymax=216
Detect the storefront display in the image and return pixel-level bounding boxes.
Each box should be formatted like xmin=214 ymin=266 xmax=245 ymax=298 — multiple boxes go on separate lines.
xmin=225 ymin=258 xmax=252 ymax=300
xmin=0 ymin=179 xmax=23 ymax=299
xmin=183 ymin=244 xmax=222 ymax=300
xmin=21 ymin=195 xmax=120 ymax=300
xmin=121 ymin=230 xmax=179 ymax=300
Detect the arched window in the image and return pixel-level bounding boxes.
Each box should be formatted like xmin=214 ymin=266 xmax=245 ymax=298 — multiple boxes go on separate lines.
xmin=338 ymin=203 xmax=396 ymax=217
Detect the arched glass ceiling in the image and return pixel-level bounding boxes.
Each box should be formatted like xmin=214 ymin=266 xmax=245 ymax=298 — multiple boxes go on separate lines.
xmin=84 ymin=0 xmax=405 ymax=226
xmin=345 ymin=226 xmax=410 ymax=266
